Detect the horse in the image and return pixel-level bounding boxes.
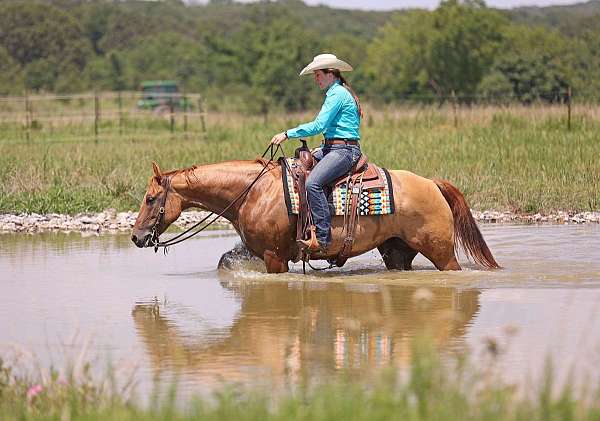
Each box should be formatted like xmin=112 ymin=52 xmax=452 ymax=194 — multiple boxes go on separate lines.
xmin=131 ymin=160 xmax=499 ymax=273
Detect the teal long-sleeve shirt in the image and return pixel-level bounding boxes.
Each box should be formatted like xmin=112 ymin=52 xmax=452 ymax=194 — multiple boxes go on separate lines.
xmin=286 ymin=80 xmax=361 ymax=141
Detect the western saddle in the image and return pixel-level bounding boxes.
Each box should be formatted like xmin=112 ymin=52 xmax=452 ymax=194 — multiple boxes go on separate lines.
xmin=289 ymin=140 xmax=387 ymax=267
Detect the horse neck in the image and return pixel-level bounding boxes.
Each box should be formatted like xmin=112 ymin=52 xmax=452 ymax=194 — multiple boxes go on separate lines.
xmin=171 ymin=161 xmax=266 ymax=221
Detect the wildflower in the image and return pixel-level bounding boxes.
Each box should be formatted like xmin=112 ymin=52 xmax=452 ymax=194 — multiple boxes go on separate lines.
xmin=26 ymin=384 xmax=43 ymax=401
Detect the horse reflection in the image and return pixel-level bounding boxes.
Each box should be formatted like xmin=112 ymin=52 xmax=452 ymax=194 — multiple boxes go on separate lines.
xmin=132 ymin=277 xmax=480 ymax=385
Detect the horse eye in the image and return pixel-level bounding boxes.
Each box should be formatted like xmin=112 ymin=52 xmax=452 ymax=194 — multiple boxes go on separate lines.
xmin=146 ymin=196 xmax=155 ymax=204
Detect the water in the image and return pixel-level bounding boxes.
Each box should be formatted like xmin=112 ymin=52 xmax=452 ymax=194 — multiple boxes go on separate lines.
xmin=1 ymin=224 xmax=600 ymax=396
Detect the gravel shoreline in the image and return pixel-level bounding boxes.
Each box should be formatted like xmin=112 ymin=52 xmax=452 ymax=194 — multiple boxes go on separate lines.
xmin=0 ymin=209 xmax=598 ymax=234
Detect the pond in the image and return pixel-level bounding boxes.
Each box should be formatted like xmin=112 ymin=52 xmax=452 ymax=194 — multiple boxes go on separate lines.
xmin=1 ymin=224 xmax=600 ymax=397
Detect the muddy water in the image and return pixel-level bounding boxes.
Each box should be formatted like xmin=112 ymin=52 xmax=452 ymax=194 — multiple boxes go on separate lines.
xmin=1 ymin=224 xmax=600 ymax=396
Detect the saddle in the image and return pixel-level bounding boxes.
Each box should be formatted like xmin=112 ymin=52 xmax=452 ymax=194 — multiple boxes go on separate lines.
xmin=289 ymin=140 xmax=387 ymax=267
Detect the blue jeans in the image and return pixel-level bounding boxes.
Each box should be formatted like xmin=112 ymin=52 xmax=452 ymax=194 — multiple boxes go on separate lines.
xmin=306 ymin=144 xmax=362 ymax=246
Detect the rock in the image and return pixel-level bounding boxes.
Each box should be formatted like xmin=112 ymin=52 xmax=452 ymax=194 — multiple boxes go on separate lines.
xmin=80 ymin=216 xmax=94 ymax=224
xmin=105 ymin=208 xmax=117 ymax=219
xmin=2 ymin=222 xmax=16 ymax=231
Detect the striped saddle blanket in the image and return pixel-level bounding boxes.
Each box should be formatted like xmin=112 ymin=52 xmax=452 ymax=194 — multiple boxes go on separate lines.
xmin=281 ymin=157 xmax=395 ymax=216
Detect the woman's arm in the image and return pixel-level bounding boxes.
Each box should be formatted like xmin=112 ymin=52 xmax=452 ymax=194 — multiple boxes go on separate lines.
xmin=286 ymin=89 xmax=343 ymax=139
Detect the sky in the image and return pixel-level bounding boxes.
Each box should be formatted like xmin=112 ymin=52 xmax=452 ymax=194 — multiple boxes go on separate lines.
xmin=230 ymin=0 xmax=584 ymax=11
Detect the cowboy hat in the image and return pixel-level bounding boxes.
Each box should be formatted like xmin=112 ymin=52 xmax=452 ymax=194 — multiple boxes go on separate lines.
xmin=299 ymin=54 xmax=353 ymax=76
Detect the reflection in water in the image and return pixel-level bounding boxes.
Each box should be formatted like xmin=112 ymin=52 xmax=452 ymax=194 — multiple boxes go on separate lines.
xmin=2 ymin=224 xmax=600 ymax=396
xmin=132 ymin=278 xmax=479 ymax=385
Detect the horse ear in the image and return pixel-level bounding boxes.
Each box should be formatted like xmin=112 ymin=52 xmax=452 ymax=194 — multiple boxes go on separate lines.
xmin=152 ymin=162 xmax=162 ymax=180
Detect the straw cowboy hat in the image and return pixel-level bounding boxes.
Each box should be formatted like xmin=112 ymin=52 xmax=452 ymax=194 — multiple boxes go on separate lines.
xmin=299 ymin=54 xmax=353 ymax=76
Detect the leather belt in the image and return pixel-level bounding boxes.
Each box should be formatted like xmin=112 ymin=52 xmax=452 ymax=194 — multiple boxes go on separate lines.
xmin=324 ymin=139 xmax=359 ymax=146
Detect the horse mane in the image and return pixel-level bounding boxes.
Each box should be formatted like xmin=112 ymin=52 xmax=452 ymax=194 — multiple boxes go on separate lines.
xmin=162 ymin=159 xmax=278 ymax=188
xmin=254 ymin=157 xmax=279 ymax=169
xmin=163 ymin=165 xmax=200 ymax=187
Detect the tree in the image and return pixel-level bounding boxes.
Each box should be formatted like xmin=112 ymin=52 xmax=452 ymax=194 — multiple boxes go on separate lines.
xmin=0 ymin=3 xmax=91 ymax=91
xmin=119 ymin=32 xmax=205 ymax=91
xmin=365 ymin=1 xmax=507 ymax=102
xmin=234 ymin=6 xmax=321 ymax=113
xmin=427 ymin=0 xmax=507 ymax=98
xmin=481 ymin=25 xmax=572 ymax=103
xmin=365 ymin=10 xmax=433 ymax=102
xmin=0 ymin=47 xmax=23 ymax=95
xmin=0 ymin=3 xmax=90 ymax=68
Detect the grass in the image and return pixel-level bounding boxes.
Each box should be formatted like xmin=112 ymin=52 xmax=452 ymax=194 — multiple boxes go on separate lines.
xmin=0 ymin=102 xmax=599 ymax=214
xmin=2 ymin=337 xmax=600 ymax=420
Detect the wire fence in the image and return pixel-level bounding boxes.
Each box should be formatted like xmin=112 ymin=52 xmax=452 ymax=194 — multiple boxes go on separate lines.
xmin=0 ymin=91 xmax=207 ymax=143
xmin=0 ymin=88 xmax=583 ymax=144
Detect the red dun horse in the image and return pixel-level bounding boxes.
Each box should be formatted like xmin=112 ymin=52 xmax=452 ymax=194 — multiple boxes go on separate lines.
xmin=131 ymin=160 xmax=499 ymax=273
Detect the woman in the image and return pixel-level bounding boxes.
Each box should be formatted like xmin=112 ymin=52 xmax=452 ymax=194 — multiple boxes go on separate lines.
xmin=271 ymin=53 xmax=363 ymax=252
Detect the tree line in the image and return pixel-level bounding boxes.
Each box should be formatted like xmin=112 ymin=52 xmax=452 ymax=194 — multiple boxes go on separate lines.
xmin=1 ymin=0 xmax=600 ymax=111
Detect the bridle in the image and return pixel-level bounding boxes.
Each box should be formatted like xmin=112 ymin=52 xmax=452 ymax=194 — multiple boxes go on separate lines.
xmin=149 ymin=176 xmax=171 ymax=252
xmin=146 ymin=144 xmax=284 ymax=254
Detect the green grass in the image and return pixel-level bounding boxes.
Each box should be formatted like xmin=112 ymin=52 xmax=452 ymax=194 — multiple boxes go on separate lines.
xmin=1 ymin=105 xmax=599 ymax=214
xmin=2 ymin=338 xmax=599 ymax=421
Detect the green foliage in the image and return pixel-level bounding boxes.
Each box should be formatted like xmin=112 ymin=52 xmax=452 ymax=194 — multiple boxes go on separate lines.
xmin=481 ymin=25 xmax=571 ymax=103
xmin=1 ymin=338 xmax=600 ymax=420
xmin=427 ymin=0 xmax=507 ymax=97
xmin=0 ymin=3 xmax=91 ymax=91
xmin=366 ymin=1 xmax=507 ymax=102
xmin=365 ymin=10 xmax=433 ymax=101
xmin=236 ymin=7 xmax=320 ymax=113
xmin=0 ymin=47 xmax=23 ymax=95
xmin=120 ymin=32 xmax=204 ymax=90
xmin=1 ymin=0 xmax=600 ymax=103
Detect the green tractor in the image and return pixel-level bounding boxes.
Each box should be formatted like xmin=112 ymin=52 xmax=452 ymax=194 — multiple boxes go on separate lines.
xmin=137 ymin=80 xmax=191 ymax=113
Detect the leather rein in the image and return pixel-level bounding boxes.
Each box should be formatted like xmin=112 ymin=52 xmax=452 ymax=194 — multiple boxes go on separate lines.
xmin=148 ymin=144 xmax=284 ymax=254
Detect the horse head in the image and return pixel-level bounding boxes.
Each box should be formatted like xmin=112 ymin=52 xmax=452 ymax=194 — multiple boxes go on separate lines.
xmin=131 ymin=162 xmax=183 ymax=248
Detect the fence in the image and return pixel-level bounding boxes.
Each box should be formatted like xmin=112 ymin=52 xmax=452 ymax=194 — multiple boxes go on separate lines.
xmin=0 ymin=88 xmax=582 ymax=144
xmin=0 ymin=91 xmax=207 ymax=143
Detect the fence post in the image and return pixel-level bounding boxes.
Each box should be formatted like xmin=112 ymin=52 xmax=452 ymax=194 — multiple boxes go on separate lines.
xmin=24 ymin=90 xmax=31 ymax=142
xmin=451 ymin=90 xmax=458 ymax=128
xmin=567 ymin=86 xmax=572 ymax=131
xmin=183 ymin=90 xmax=188 ymax=134
xmin=118 ymin=91 xmax=123 ymax=136
xmin=169 ymin=101 xmax=175 ymax=133
xmin=198 ymin=96 xmax=206 ymax=133
xmin=94 ymin=91 xmax=100 ymax=143
xmin=261 ymin=100 xmax=269 ymax=126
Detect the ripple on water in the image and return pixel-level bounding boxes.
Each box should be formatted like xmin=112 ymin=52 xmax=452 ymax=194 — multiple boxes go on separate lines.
xmin=1 ymin=224 xmax=600 ymax=396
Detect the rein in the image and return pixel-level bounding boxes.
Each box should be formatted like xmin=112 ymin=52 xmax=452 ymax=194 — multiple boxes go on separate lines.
xmin=149 ymin=144 xmax=284 ymax=254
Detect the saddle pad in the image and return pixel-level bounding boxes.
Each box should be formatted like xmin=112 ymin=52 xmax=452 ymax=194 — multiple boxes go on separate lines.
xmin=280 ymin=158 xmax=395 ymax=216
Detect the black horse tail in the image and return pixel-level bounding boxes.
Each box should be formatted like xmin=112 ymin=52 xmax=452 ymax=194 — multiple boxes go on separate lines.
xmin=433 ymin=179 xmax=500 ymax=269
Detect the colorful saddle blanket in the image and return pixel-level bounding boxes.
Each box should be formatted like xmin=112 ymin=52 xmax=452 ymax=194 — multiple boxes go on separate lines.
xmin=281 ymin=158 xmax=395 ymax=216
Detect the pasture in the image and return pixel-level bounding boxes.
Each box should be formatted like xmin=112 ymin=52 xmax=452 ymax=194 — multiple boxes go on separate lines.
xmin=2 ymin=100 xmax=600 ymax=419
xmin=0 ymin=100 xmax=599 ymax=214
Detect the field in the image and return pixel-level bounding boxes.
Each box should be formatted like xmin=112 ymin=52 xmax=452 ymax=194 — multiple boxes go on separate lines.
xmin=2 ymin=337 xmax=600 ymax=421
xmin=0 ymin=99 xmax=599 ymax=215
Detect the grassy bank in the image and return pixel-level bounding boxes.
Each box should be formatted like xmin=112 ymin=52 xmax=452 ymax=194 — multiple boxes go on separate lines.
xmin=2 ymin=338 xmax=599 ymax=421
xmin=0 ymin=104 xmax=599 ymax=214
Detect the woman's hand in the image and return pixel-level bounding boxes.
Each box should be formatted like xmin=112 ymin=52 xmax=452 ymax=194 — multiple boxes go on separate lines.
xmin=270 ymin=132 xmax=288 ymax=145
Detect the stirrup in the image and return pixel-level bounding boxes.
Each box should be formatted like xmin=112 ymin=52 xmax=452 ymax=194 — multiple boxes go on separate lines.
xmin=297 ymin=225 xmax=320 ymax=251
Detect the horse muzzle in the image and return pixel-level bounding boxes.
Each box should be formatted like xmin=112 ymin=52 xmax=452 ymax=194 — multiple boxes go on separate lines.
xmin=131 ymin=232 xmax=153 ymax=248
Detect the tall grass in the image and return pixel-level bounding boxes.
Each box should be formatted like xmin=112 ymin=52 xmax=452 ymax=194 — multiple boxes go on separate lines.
xmin=2 ymin=337 xmax=600 ymax=420
xmin=0 ymin=104 xmax=599 ymax=214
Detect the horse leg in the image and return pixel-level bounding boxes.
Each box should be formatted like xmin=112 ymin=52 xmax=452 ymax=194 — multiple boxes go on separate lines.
xmin=263 ymin=250 xmax=289 ymax=273
xmin=378 ymin=237 xmax=418 ymax=270
xmin=410 ymin=237 xmax=462 ymax=271
xmin=431 ymin=254 xmax=461 ymax=271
